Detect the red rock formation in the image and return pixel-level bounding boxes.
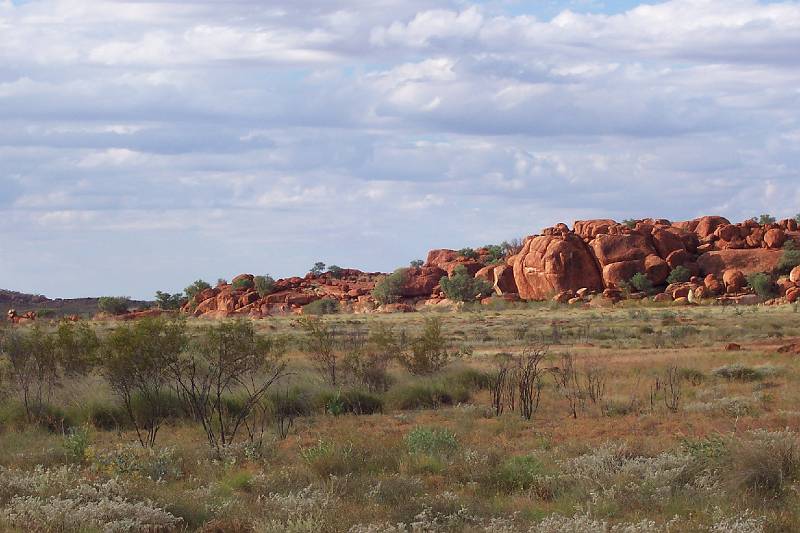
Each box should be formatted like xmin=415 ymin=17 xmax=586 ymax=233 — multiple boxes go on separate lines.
xmin=698 ymin=249 xmax=783 ymax=278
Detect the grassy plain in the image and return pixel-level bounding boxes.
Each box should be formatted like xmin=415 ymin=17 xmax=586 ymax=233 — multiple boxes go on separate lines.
xmin=2 ymin=301 xmax=800 ymax=532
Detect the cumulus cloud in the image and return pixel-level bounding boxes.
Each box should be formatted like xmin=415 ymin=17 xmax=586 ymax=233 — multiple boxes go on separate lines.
xmin=0 ymin=0 xmax=799 ymax=297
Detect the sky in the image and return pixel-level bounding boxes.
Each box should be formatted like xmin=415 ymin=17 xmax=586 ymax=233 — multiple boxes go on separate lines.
xmin=1 ymin=0 xmax=799 ymax=299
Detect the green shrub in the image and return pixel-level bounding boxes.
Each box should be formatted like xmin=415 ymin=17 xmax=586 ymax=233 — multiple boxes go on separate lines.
xmin=493 ymin=455 xmax=548 ymax=493
xmin=254 ymin=275 xmax=276 ymax=297
xmin=629 ymin=272 xmax=653 ymax=293
xmin=388 ymin=381 xmax=470 ymax=410
xmin=712 ymin=363 xmax=778 ymax=382
xmin=303 ymin=299 xmax=339 ymax=315
xmin=35 ymin=308 xmax=56 ymax=318
xmin=184 ymin=279 xmax=211 ymax=300
xmin=405 ymin=426 xmax=459 ymax=457
xmin=778 ymin=241 xmax=800 ymax=273
xmin=231 ymin=277 xmax=254 ymax=290
xmin=758 ymin=214 xmax=777 ymax=225
xmin=316 ymin=390 xmax=383 ymax=416
xmin=268 ymin=388 xmax=315 ymax=419
xmin=326 ymin=265 xmax=344 ymax=278
xmin=97 ymin=296 xmax=131 ymax=315
xmin=440 ymin=265 xmax=492 ymax=303
xmin=729 ymin=430 xmax=800 ymax=498
xmin=622 ymin=218 xmax=637 ymax=229
xmin=746 ymin=272 xmax=775 ymax=298
xmin=398 ymin=317 xmax=454 ymax=375
xmin=372 ymin=268 xmax=407 ymax=305
xmin=83 ymin=401 xmax=129 ymax=430
xmin=457 ymin=247 xmax=479 ymax=260
xmin=409 ymin=259 xmax=424 ymax=268
xmin=667 ymin=266 xmax=692 ymax=284
xmin=445 ymin=367 xmax=493 ymax=391
xmin=310 ymin=262 xmax=326 ymax=276
xmin=154 ymin=291 xmax=185 ymax=310
xmin=63 ymin=425 xmax=90 ymax=463
xmin=483 ymin=244 xmax=505 ymax=264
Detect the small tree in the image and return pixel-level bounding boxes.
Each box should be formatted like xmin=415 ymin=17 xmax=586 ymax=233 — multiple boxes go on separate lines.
xmin=310 ymin=262 xmax=326 ymax=276
xmin=97 ymin=296 xmax=131 ymax=315
xmin=440 ymin=265 xmax=492 ymax=302
xmin=185 ymin=280 xmax=212 ymax=300
xmin=483 ymin=244 xmax=505 ymax=264
xmin=343 ymin=323 xmax=401 ymax=392
xmin=501 ymin=238 xmax=524 ymax=256
xmin=398 ymin=317 xmax=454 ymax=375
xmin=372 ymin=268 xmax=408 ymax=305
xmin=155 ymin=291 xmax=186 ymax=310
xmin=666 ymin=266 xmax=692 ymax=284
xmin=409 ymin=259 xmax=424 ymax=268
xmin=101 ymin=318 xmax=188 ymax=447
xmin=327 ymin=265 xmax=344 ymax=279
xmin=457 ymin=247 xmax=479 ymax=260
xmin=172 ymin=320 xmax=286 ymax=454
xmin=254 ymin=275 xmax=276 ymax=297
xmin=231 ymin=277 xmax=254 ymax=291
xmin=758 ymin=214 xmax=777 ymax=225
xmin=299 ymin=316 xmax=339 ymax=386
xmin=622 ymin=219 xmax=638 ymax=229
xmin=746 ymin=272 xmax=775 ymax=299
xmin=629 ymin=272 xmax=653 ymax=294
xmin=778 ymin=241 xmax=800 ymax=273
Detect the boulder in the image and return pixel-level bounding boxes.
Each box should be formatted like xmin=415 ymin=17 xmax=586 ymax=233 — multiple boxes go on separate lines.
xmin=791 ymin=266 xmax=800 ymax=284
xmin=644 ymin=255 xmax=670 ymax=285
xmin=402 ymin=266 xmax=446 ymax=297
xmin=573 ymin=219 xmax=617 ymax=240
xmin=665 ymin=249 xmax=692 ymax=269
xmin=653 ymin=292 xmax=673 ymax=303
xmin=714 ymin=224 xmax=740 ymax=242
xmin=591 ymin=233 xmax=656 ymax=266
xmin=704 ymin=274 xmax=724 ymax=296
xmin=722 ymin=270 xmax=747 ymax=293
xmin=764 ymin=228 xmax=787 ymax=249
xmin=693 ymin=216 xmax=731 ymax=238
xmin=513 ymin=233 xmax=604 ymax=300
xmin=602 ymin=260 xmax=644 ymax=288
xmin=651 ymin=228 xmax=685 ymax=259
xmin=787 ymin=287 xmax=800 ymax=304
xmin=425 ymin=249 xmax=460 ymax=269
xmin=697 ymin=249 xmax=784 ymax=278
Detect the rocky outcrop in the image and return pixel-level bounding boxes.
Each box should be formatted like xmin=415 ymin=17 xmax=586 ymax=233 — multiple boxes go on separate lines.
xmin=697 ymin=249 xmax=783 ymax=278
xmin=513 ymin=233 xmax=604 ymax=300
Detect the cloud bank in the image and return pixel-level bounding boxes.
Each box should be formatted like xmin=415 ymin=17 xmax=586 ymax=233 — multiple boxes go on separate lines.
xmin=1 ymin=0 xmax=799 ymax=297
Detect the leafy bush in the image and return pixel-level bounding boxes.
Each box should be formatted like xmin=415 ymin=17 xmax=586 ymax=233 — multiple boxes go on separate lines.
xmin=439 ymin=265 xmax=492 ymax=302
xmin=409 ymin=259 xmax=424 ymax=268
xmin=405 ymin=426 xmax=459 ymax=457
xmin=310 ymin=262 xmax=326 ymax=276
xmin=62 ymin=425 xmax=90 ymax=463
xmin=35 ymin=308 xmax=56 ymax=318
xmin=729 ymin=429 xmax=800 ymax=498
xmin=254 ymin=275 xmax=276 ymax=297
xmin=184 ymin=279 xmax=211 ymax=300
xmin=712 ymin=363 xmax=779 ymax=382
xmin=492 ymin=455 xmax=548 ymax=493
xmin=457 ymin=247 xmax=479 ymax=260
xmin=372 ymin=268 xmax=407 ymax=305
xmin=388 ymin=381 xmax=470 ymax=410
xmin=326 ymin=265 xmax=344 ymax=278
xmin=97 ymin=296 xmax=131 ymax=315
xmin=154 ymin=291 xmax=185 ymax=310
xmin=667 ymin=266 xmax=692 ymax=284
xmin=316 ymin=390 xmax=383 ymax=416
xmin=758 ymin=214 xmax=776 ymax=225
xmin=629 ymin=272 xmax=653 ymax=293
xmin=231 ymin=277 xmax=254 ymax=290
xmin=445 ymin=368 xmax=493 ymax=391
xmin=398 ymin=317 xmax=454 ymax=375
xmin=746 ymin=272 xmax=775 ymax=298
xmin=778 ymin=241 xmax=800 ymax=273
xmin=622 ymin=218 xmax=637 ymax=229
xmin=303 ymin=299 xmax=340 ymax=315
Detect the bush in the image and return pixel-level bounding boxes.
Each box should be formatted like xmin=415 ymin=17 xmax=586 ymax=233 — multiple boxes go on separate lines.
xmin=446 ymin=368 xmax=493 ymax=391
xmin=397 ymin=317 xmax=454 ymax=375
xmin=629 ymin=272 xmax=653 ymax=293
xmin=231 ymin=277 xmax=254 ymax=290
xmin=409 ymin=259 xmax=424 ymax=268
xmin=388 ymin=381 xmax=470 ymax=410
xmin=372 ymin=268 xmax=407 ymax=305
xmin=35 ymin=308 xmax=56 ymax=318
xmin=310 ymin=262 xmax=326 ymax=276
xmin=483 ymin=244 xmax=505 ymax=264
xmin=746 ymin=272 xmax=775 ymax=298
xmin=154 ymin=291 xmax=185 ymax=310
xmin=439 ymin=265 xmax=492 ymax=303
xmin=184 ymin=279 xmax=211 ymax=300
xmin=316 ymin=390 xmax=383 ymax=416
xmin=83 ymin=401 xmax=129 ymax=431
xmin=667 ymin=266 xmax=692 ymax=284
xmin=712 ymin=363 xmax=778 ymax=382
xmin=457 ymin=247 xmax=479 ymax=260
xmin=493 ymin=455 xmax=548 ymax=493
xmin=405 ymin=426 xmax=459 ymax=457
xmin=622 ymin=219 xmax=637 ymax=229
xmin=303 ymin=299 xmax=339 ymax=315
xmin=758 ymin=214 xmax=777 ymax=225
xmin=254 ymin=275 xmax=276 ymax=297
xmin=729 ymin=430 xmax=800 ymax=498
xmin=778 ymin=241 xmax=800 ymax=273
xmin=326 ymin=265 xmax=344 ymax=278
xmin=268 ymin=388 xmax=315 ymax=419
xmin=97 ymin=296 xmax=131 ymax=315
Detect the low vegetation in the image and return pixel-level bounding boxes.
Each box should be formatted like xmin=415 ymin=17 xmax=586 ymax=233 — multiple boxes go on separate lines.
xmin=1 ymin=304 xmax=800 ymax=531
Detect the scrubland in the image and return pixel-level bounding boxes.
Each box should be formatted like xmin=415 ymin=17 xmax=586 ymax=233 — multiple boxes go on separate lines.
xmin=2 ymin=301 xmax=800 ymax=532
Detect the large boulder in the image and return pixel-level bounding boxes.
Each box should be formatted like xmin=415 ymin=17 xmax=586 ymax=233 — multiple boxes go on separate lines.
xmin=651 ymin=228 xmax=685 ymax=259
xmin=644 ymin=255 xmax=670 ymax=285
xmin=590 ymin=233 xmax=656 ymax=266
xmin=722 ymin=270 xmax=747 ymax=293
xmin=425 ymin=249 xmax=460 ymax=269
xmin=513 ymin=233 xmax=603 ymax=300
xmin=791 ymin=266 xmax=800 ymax=284
xmin=476 ymin=264 xmax=518 ymax=295
xmin=573 ymin=219 xmax=617 ymax=240
xmin=764 ymin=228 xmax=787 ymax=249
xmin=402 ymin=266 xmax=446 ymax=297
xmin=603 ymin=260 xmax=645 ymax=288
xmin=693 ymin=216 xmax=731 ymax=238
xmin=697 ymin=249 xmax=784 ymax=278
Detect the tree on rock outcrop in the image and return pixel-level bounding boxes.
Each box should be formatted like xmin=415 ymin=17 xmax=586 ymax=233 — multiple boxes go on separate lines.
xmin=758 ymin=214 xmax=777 ymax=225
xmin=457 ymin=247 xmax=479 ymax=260
xmin=310 ymin=262 xmax=326 ymax=276
xmin=440 ymin=265 xmax=492 ymax=302
xmin=372 ymin=268 xmax=407 ymax=305
xmin=254 ymin=275 xmax=275 ymax=297
xmin=155 ymin=291 xmax=186 ymax=310
xmin=185 ymin=280 xmax=212 ymax=300
xmin=628 ymin=272 xmax=653 ymax=294
xmin=327 ymin=265 xmax=344 ymax=279
xmin=666 ymin=266 xmax=692 ymax=284
xmin=409 ymin=259 xmax=424 ymax=268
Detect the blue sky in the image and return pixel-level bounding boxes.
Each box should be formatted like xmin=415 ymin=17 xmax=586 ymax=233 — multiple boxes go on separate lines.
xmin=1 ymin=0 xmax=799 ymax=299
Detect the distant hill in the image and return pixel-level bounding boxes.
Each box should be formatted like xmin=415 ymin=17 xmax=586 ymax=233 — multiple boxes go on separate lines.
xmin=1 ymin=289 xmax=150 ymax=318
